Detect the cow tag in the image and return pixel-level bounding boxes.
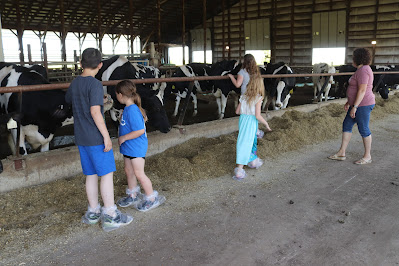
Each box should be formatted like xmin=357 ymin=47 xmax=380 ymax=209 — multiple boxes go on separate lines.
xmin=289 ymin=89 xmax=294 ymax=95
xmin=7 ymin=118 xmax=18 ymax=129
xmin=172 ymin=85 xmax=176 ymax=90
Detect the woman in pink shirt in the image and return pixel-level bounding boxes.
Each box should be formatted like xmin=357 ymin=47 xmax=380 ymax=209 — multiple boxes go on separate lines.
xmin=329 ymin=48 xmax=375 ymax=164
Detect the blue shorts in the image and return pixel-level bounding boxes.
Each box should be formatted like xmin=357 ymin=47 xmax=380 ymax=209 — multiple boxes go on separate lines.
xmin=78 ymin=145 xmax=116 ymax=177
xmin=343 ymin=104 xmax=374 ymax=138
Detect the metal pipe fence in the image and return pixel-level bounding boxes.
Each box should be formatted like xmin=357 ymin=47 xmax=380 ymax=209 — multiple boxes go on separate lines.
xmin=1 ymin=71 xmax=399 ymax=93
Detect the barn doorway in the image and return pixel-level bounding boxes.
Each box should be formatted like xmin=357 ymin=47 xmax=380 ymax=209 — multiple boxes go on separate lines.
xmin=312 ymin=47 xmax=345 ymax=66
xmin=168 ymin=46 xmax=189 ymax=66
xmin=245 ymin=50 xmax=271 ymax=65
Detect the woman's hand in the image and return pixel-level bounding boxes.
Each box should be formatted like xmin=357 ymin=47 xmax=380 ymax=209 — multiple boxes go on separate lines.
xmin=344 ymin=102 xmax=350 ymax=111
xmin=350 ymin=107 xmax=357 ymax=118
xmin=118 ymin=136 xmax=126 ymax=146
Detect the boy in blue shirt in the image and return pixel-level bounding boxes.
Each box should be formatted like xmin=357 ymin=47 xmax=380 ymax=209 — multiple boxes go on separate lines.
xmin=66 ymin=48 xmax=133 ymax=232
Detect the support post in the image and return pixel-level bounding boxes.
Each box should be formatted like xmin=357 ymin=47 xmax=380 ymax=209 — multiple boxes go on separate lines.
xmin=176 ymin=81 xmax=195 ymax=133
xmin=96 ymin=0 xmax=103 ymax=52
xmin=182 ymin=0 xmax=186 ymax=65
xmin=129 ymin=0 xmax=135 ymax=54
xmin=222 ymin=0 xmax=225 ymax=60
xmin=16 ymin=0 xmax=25 ymax=64
xmin=27 ymin=44 xmax=32 ymax=64
xmin=157 ymin=0 xmax=161 ymax=51
xmin=203 ymin=0 xmax=207 ymax=63
xmin=43 ymin=42 xmax=48 ymax=71
xmin=228 ymin=0 xmax=231 ymax=60
xmin=59 ymin=0 xmax=67 ymax=62
xmin=0 ymin=14 xmax=4 ymax=61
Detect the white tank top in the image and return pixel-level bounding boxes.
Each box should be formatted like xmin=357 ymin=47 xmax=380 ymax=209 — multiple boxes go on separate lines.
xmin=239 ymin=95 xmax=263 ymax=115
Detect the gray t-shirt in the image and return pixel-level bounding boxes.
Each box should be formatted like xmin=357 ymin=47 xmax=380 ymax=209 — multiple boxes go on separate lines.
xmin=238 ymin=69 xmax=250 ymax=95
xmin=65 ymin=76 xmax=104 ymax=146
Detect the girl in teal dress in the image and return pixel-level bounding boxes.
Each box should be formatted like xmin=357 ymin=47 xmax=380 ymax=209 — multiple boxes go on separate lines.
xmin=230 ymin=64 xmax=272 ymax=180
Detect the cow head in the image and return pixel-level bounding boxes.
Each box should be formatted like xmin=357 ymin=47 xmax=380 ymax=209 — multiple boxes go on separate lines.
xmin=377 ymin=84 xmax=389 ymax=99
xmin=140 ymin=88 xmax=171 ymax=133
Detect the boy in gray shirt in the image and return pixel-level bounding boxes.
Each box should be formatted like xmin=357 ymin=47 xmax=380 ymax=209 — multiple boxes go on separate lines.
xmin=66 ymin=48 xmax=133 ymax=232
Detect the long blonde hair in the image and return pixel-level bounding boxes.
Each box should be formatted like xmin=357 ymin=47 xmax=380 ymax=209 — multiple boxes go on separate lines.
xmin=115 ymin=80 xmax=148 ymax=122
xmin=245 ymin=73 xmax=265 ymax=105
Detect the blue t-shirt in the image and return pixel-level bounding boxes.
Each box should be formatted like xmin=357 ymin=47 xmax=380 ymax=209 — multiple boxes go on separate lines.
xmin=65 ymin=76 xmax=104 ymax=146
xmin=119 ymin=104 xmax=148 ymax=157
xmin=238 ymin=69 xmax=250 ymax=95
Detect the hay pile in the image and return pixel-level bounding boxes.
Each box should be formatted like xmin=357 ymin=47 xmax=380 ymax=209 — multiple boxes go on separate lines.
xmin=1 ymin=94 xmax=399 ymax=258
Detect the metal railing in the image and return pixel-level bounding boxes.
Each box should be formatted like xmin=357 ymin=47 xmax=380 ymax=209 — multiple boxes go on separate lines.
xmin=1 ymin=71 xmax=399 ymax=168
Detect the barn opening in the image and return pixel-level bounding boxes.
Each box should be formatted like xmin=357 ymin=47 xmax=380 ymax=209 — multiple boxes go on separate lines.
xmin=312 ymin=47 xmax=346 ymax=66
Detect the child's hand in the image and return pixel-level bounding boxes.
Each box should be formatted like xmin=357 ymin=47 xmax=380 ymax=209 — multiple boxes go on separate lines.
xmin=104 ymin=136 xmax=112 ymax=152
xmin=118 ymin=136 xmax=126 ymax=146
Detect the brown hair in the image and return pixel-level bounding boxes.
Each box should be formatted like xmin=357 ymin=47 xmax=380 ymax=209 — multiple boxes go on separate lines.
xmin=242 ymin=54 xmax=260 ymax=76
xmin=115 ymin=80 xmax=148 ymax=122
xmin=352 ymin=48 xmax=372 ymax=66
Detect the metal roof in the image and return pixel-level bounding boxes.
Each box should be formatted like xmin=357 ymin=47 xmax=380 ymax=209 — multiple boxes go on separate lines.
xmin=1 ymin=0 xmax=239 ymax=43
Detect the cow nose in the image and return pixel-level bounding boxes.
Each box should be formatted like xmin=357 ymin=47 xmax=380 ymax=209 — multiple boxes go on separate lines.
xmin=276 ymin=103 xmax=281 ymax=107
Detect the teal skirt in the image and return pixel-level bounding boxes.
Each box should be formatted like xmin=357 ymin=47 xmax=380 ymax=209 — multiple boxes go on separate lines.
xmin=236 ymin=114 xmax=258 ymax=165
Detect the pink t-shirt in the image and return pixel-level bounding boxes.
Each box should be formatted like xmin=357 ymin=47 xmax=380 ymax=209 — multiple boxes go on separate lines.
xmin=346 ymin=65 xmax=375 ymax=106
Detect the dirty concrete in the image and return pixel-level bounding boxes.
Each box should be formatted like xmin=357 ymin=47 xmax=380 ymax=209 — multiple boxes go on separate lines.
xmin=1 ymin=111 xmax=399 ymax=265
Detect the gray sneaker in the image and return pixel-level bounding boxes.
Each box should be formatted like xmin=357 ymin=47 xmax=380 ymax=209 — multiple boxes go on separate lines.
xmin=81 ymin=211 xmax=101 ymax=225
xmin=117 ymin=193 xmax=143 ymax=208
xmin=136 ymin=191 xmax=166 ymax=212
xmin=102 ymin=209 xmax=133 ymax=232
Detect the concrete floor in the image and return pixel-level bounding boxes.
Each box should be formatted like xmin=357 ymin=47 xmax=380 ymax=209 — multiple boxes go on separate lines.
xmin=2 ymin=114 xmax=399 ymax=265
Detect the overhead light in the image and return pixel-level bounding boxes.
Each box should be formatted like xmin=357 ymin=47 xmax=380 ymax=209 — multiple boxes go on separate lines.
xmin=225 ymin=46 xmax=230 ymax=50
xmin=371 ymin=40 xmax=377 ymax=45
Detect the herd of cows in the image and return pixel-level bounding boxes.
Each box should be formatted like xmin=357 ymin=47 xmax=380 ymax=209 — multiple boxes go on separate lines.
xmin=0 ymin=56 xmax=398 ymax=157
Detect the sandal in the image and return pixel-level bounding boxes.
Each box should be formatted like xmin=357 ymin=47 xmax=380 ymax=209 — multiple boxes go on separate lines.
xmin=328 ymin=154 xmax=346 ymax=161
xmin=354 ymin=158 xmax=372 ymax=165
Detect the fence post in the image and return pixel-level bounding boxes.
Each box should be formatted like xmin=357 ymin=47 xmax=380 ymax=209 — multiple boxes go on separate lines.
xmin=176 ymin=81 xmax=194 ymax=133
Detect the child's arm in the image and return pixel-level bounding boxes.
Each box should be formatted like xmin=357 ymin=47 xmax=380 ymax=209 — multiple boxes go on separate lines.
xmin=119 ymin=129 xmax=145 ymax=146
xmin=90 ymin=105 xmax=113 ymax=152
xmin=255 ymin=100 xmax=272 ymax=131
xmin=228 ymin=74 xmax=244 ymax=88
xmin=235 ymin=102 xmax=241 ymax=115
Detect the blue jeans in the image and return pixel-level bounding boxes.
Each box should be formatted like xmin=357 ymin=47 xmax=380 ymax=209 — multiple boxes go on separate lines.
xmin=342 ymin=105 xmax=374 ymax=138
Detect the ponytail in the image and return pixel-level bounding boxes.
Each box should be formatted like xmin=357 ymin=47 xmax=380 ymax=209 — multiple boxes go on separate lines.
xmin=115 ymin=80 xmax=148 ymax=122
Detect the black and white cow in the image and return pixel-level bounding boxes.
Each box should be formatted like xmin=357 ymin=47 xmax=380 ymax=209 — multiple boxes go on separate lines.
xmin=312 ymin=63 xmax=336 ymax=102
xmin=211 ymin=60 xmax=242 ymax=119
xmin=335 ymin=65 xmax=357 ymax=98
xmin=95 ymin=55 xmax=170 ymax=133
xmin=0 ymin=64 xmax=72 ymax=155
xmin=371 ymin=65 xmax=399 ymax=99
xmin=165 ymin=63 xmax=213 ymax=117
xmin=0 ymin=62 xmax=48 ymax=80
xmin=260 ymin=62 xmax=296 ymax=111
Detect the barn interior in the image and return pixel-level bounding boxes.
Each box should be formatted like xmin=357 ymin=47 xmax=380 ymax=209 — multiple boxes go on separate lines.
xmin=1 ymin=1 xmax=399 ymax=264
